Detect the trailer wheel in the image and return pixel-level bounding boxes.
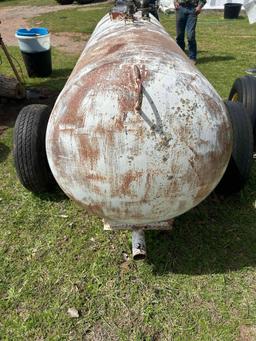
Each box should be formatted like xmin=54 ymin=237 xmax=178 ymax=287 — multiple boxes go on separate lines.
xmin=229 ymin=75 xmax=256 ymax=150
xmin=215 ymin=101 xmax=253 ymax=196
xmin=13 ymin=104 xmax=57 ymax=193
xmin=56 ymin=0 xmax=74 ymax=4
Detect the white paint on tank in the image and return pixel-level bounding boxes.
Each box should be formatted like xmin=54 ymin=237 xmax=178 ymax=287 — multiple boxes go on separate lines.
xmin=46 ymin=12 xmax=232 ymax=226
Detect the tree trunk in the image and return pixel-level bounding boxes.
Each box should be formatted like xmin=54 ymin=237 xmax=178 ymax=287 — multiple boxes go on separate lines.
xmin=0 ymin=74 xmax=25 ymax=99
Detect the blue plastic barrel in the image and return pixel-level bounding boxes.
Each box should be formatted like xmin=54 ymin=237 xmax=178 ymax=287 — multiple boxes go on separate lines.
xmin=15 ymin=28 xmax=52 ymax=77
xmin=16 ymin=27 xmax=49 ymax=37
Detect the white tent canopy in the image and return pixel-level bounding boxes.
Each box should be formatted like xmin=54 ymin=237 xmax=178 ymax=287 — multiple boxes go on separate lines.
xmin=159 ymin=0 xmax=256 ymax=23
xmin=160 ymin=0 xmax=250 ymax=11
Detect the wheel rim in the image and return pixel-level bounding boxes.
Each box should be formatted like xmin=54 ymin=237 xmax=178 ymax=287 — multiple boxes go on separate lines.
xmin=231 ymin=92 xmax=239 ymax=102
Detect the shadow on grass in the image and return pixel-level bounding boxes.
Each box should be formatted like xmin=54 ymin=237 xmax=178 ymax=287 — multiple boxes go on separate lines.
xmin=197 ymin=55 xmax=235 ymax=64
xmin=0 ymin=143 xmax=10 ymax=163
xmin=0 ymin=91 xmax=58 ymax=130
xmin=33 ymin=187 xmax=68 ymax=203
xmin=236 ymin=15 xmax=247 ymax=20
xmin=146 ymin=166 xmax=256 ymax=275
xmin=30 ymin=68 xmax=72 ymax=91
xmin=48 ymin=68 xmax=72 ymax=79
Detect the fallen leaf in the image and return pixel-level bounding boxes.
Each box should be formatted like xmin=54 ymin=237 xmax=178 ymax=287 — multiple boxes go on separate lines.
xmin=122 ymin=251 xmax=130 ymax=262
xmin=68 ymin=307 xmax=80 ymax=318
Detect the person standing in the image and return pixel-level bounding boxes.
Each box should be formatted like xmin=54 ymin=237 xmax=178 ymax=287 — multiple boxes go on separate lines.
xmin=174 ymin=0 xmax=206 ymax=64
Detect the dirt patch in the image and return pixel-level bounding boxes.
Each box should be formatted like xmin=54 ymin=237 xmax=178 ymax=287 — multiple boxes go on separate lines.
xmin=240 ymin=325 xmax=256 ymax=341
xmin=0 ymin=4 xmax=91 ymax=54
xmin=51 ymin=32 xmax=90 ymax=54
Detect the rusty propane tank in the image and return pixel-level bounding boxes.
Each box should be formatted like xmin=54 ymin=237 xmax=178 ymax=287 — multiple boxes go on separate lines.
xmin=46 ymin=12 xmax=232 ymax=228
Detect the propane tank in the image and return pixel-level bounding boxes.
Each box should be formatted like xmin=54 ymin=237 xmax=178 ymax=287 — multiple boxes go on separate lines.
xmin=46 ymin=11 xmax=232 ymax=228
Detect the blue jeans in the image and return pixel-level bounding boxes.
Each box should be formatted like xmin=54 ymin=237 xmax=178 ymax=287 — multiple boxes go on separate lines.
xmin=176 ymin=5 xmax=197 ymax=60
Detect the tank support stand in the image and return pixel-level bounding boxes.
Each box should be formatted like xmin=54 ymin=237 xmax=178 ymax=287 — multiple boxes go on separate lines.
xmin=132 ymin=229 xmax=147 ymax=260
xmin=104 ymin=219 xmax=174 ymax=260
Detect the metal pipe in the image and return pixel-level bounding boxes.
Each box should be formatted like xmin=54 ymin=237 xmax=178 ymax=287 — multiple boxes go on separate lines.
xmin=0 ymin=34 xmax=24 ymax=85
xmin=132 ymin=229 xmax=146 ymax=260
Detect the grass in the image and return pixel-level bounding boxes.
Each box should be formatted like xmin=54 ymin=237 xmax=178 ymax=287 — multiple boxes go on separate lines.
xmin=0 ymin=47 xmax=78 ymax=91
xmin=161 ymin=11 xmax=255 ymax=98
xmin=1 ymin=4 xmax=256 ymax=340
xmin=30 ymin=5 xmax=112 ymax=34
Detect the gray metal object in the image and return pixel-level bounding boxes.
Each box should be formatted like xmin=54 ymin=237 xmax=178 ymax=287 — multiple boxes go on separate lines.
xmin=103 ymin=219 xmax=174 ymax=230
xmin=132 ymin=229 xmax=146 ymax=260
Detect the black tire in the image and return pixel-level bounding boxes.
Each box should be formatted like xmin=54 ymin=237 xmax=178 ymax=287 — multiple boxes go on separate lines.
xmin=13 ymin=104 xmax=57 ymax=193
xmin=229 ymin=75 xmax=256 ymax=150
xmin=77 ymin=0 xmax=94 ymax=4
xmin=215 ymin=101 xmax=253 ymax=195
xmin=56 ymin=0 xmax=74 ymax=4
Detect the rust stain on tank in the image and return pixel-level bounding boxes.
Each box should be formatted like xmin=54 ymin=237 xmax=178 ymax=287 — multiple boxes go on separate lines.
xmin=110 ymin=170 xmax=144 ymax=196
xmin=109 ymin=203 xmax=146 ymax=221
xmin=86 ymin=203 xmax=106 ymax=217
xmin=84 ymin=174 xmax=107 ymax=181
xmin=143 ymin=173 xmax=152 ymax=202
xmin=78 ymin=133 xmax=100 ymax=166
xmin=60 ymin=192 xmax=106 ymax=218
xmin=60 ymin=86 xmax=88 ymax=125
xmin=69 ymin=22 xmax=183 ymax=99
xmin=202 ymin=93 xmax=221 ymax=118
xmin=166 ymin=178 xmax=180 ymax=195
xmin=91 ymin=185 xmax=103 ymax=195
xmin=115 ymin=64 xmax=150 ymax=115
xmin=114 ymin=113 xmax=126 ymax=131
xmin=120 ymin=170 xmax=143 ymax=195
xmin=94 ymin=124 xmax=114 ymax=147
xmin=107 ymin=43 xmax=125 ymax=55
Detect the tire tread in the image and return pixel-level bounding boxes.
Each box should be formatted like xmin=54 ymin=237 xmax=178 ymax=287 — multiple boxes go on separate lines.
xmin=13 ymin=104 xmax=56 ymax=193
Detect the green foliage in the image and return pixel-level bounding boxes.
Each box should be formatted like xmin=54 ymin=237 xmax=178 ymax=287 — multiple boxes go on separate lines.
xmin=1 ymin=6 xmax=256 ymax=340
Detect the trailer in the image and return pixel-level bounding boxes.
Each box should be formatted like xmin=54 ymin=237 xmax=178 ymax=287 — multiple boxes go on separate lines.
xmin=13 ymin=1 xmax=255 ymax=259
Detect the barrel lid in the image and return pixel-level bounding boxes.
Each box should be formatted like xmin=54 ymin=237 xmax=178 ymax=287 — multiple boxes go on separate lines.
xmin=16 ymin=28 xmax=49 ymax=37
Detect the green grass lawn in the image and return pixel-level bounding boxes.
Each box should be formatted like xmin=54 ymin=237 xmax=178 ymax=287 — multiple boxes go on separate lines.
xmin=1 ymin=4 xmax=256 ymax=340
xmin=0 ymin=47 xmax=78 ymax=91
xmin=30 ymin=4 xmax=112 ymax=34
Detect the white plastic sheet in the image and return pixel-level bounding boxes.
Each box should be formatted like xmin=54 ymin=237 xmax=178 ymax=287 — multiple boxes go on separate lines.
xmin=244 ymin=0 xmax=256 ymax=23
xmin=159 ymin=0 xmax=250 ymax=12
